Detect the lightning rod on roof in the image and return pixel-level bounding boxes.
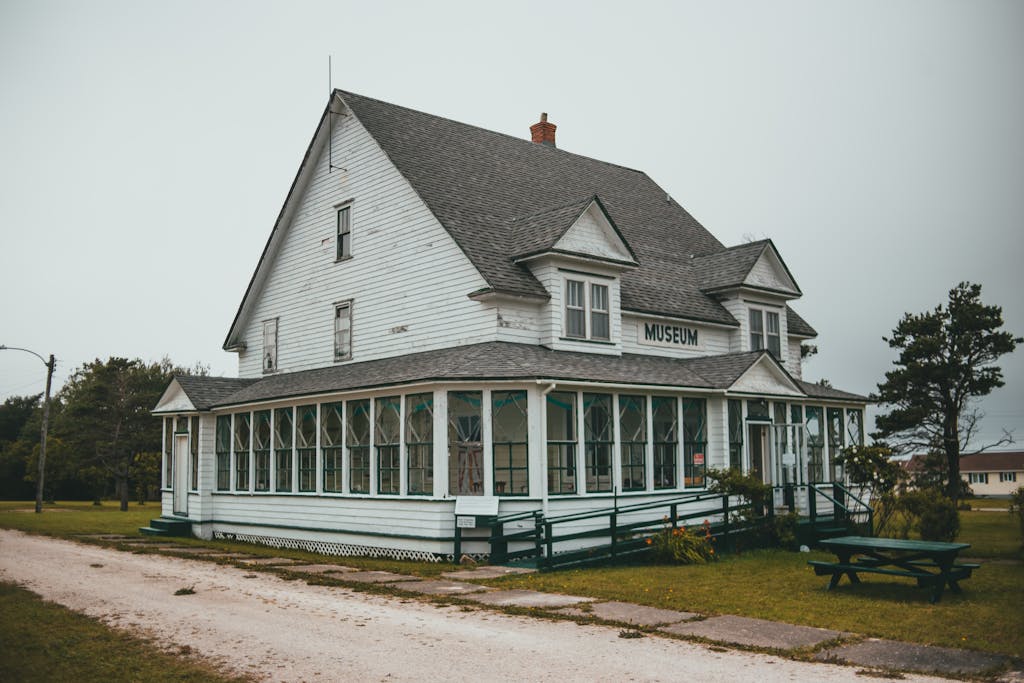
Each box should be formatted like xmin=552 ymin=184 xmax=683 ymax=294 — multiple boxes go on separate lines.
xmin=326 ymin=55 xmax=346 ymax=174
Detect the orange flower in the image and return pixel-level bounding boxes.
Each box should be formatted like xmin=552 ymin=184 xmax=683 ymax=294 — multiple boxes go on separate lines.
xmin=645 ymin=537 xmax=652 ymax=545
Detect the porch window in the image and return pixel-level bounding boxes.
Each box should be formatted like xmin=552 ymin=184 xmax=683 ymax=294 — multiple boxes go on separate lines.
xmin=790 ymin=404 xmax=804 ymax=484
xmin=728 ymin=399 xmax=743 ymax=470
xmin=347 ymin=400 xmax=371 ymax=494
xmin=492 ymin=390 xmax=528 ymax=496
xmin=806 ymin=406 xmax=825 ymax=482
xmin=619 ymin=395 xmax=646 ymax=492
xmin=321 ymin=402 xmax=344 ymax=493
xmin=262 ymin=319 xmax=278 ymax=373
xmin=190 ymin=416 xmax=199 ymax=490
xmin=682 ymin=398 xmax=707 ymax=488
xmin=406 ymin=393 xmax=434 ymax=495
xmin=233 ymin=412 xmax=251 ymax=491
xmin=747 ymin=399 xmax=769 ymax=420
xmin=376 ymin=396 xmax=401 ymax=495
xmin=253 ymin=410 xmax=271 ymax=492
xmin=334 ymin=301 xmax=352 ymax=361
xmin=652 ymin=397 xmax=678 ymax=489
xmin=215 ymin=415 xmax=231 ymax=491
xmin=827 ymin=407 xmax=844 ymax=480
xmin=584 ymin=393 xmax=613 ymax=493
xmin=164 ymin=418 xmax=173 ymax=488
xmin=274 ymin=407 xmax=293 ymax=492
xmin=546 ymin=391 xmax=576 ymax=495
xmin=846 ymin=409 xmax=864 ymax=446
xmin=448 ymin=391 xmax=483 ymax=495
xmin=296 ymin=404 xmax=317 ymax=492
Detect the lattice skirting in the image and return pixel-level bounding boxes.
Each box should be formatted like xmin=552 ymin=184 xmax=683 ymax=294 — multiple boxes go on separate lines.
xmin=212 ymin=530 xmax=488 ymax=564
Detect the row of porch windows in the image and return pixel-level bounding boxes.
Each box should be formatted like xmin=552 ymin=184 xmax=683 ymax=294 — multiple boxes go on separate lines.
xmin=165 ymin=396 xmax=864 ymax=494
xmin=196 ymin=391 xmax=709 ymax=497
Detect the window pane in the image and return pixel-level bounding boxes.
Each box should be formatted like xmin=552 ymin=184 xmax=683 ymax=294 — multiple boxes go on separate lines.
xmin=346 ymin=400 xmax=370 ymax=493
xmin=190 ymin=416 xmax=199 ymax=490
xmin=583 ymin=393 xmax=613 ymax=493
xmin=335 ymin=304 xmax=351 ymax=359
xmin=215 ymin=415 xmax=231 ymax=491
xmin=546 ymin=391 xmax=576 ymax=495
xmin=766 ymin=311 xmax=779 ymax=334
xmin=682 ymin=398 xmax=706 ymax=488
xmin=652 ymin=397 xmax=678 ymax=489
xmin=296 ymin=404 xmax=317 ymax=492
xmin=321 ymin=402 xmax=344 ymax=493
xmin=619 ymin=395 xmax=646 ymax=491
xmin=274 ymin=407 xmax=293 ymax=493
xmin=492 ymin=390 xmax=528 ymax=496
xmin=591 ymin=284 xmax=609 ymax=340
xmin=591 ymin=312 xmax=610 ymax=340
xmin=406 ymin=393 xmax=433 ymax=495
xmin=337 ymin=206 xmax=351 ymax=259
xmin=846 ymin=409 xmax=863 ymax=446
xmin=806 ymin=406 xmax=824 ymax=482
xmin=234 ymin=413 xmax=250 ymax=491
xmin=728 ymin=399 xmax=743 ymax=470
xmin=263 ymin=320 xmax=277 ymax=372
xmin=749 ymin=309 xmax=764 ymax=350
xmin=448 ymin=391 xmax=483 ymax=495
xmin=565 ymin=280 xmax=586 ymax=338
xmin=253 ymin=410 xmax=271 ymax=491
xmin=747 ymin=399 xmax=769 ymax=420
xmin=376 ymin=396 xmax=401 ymax=494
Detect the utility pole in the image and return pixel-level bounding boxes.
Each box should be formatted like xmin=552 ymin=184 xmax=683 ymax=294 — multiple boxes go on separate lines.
xmin=0 ymin=346 xmax=56 ymax=513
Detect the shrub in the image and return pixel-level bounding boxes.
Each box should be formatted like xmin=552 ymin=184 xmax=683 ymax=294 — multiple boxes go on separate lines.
xmin=898 ymin=489 xmax=960 ymax=542
xmin=707 ymin=468 xmax=770 ymax=516
xmin=768 ymin=512 xmax=800 ymax=550
xmin=1010 ymin=486 xmax=1024 ymax=543
xmin=647 ymin=519 xmax=716 ymax=564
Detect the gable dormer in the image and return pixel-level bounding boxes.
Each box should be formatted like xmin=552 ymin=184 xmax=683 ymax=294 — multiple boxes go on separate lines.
xmin=509 ymin=196 xmax=637 ymax=354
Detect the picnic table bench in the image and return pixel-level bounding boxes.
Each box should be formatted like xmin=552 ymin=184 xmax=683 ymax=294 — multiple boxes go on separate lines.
xmin=809 ymin=536 xmax=976 ymax=603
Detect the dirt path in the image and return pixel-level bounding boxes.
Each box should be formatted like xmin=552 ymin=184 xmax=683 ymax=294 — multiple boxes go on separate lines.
xmin=0 ymin=530 xmax=947 ymax=682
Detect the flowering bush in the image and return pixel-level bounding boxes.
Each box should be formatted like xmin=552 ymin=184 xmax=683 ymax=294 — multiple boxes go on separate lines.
xmin=646 ymin=518 xmax=716 ymax=564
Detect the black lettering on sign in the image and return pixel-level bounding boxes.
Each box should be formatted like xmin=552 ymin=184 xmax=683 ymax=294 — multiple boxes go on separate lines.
xmin=642 ymin=321 xmax=700 ymax=348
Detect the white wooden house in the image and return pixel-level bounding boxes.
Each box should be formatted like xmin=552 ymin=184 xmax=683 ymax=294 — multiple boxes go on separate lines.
xmin=153 ymin=90 xmax=867 ymax=560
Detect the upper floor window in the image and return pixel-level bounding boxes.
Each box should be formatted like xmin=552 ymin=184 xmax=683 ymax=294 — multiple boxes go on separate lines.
xmin=564 ymin=278 xmax=611 ymax=341
xmin=749 ymin=308 xmax=780 ymax=357
xmin=334 ymin=301 xmax=352 ymax=360
xmin=336 ymin=205 xmax=352 ymax=260
xmin=262 ymin=319 xmax=278 ymax=373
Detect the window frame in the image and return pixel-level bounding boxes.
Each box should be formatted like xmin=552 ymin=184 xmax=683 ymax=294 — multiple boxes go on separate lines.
xmin=748 ymin=306 xmax=781 ymax=357
xmin=336 ymin=203 xmax=352 ymax=261
xmin=492 ymin=390 xmax=529 ymax=497
xmin=562 ymin=276 xmax=614 ymax=342
xmin=546 ymin=391 xmax=577 ymax=495
xmin=215 ymin=415 xmax=231 ymax=491
xmin=262 ymin=318 xmax=278 ymax=374
xmin=618 ymin=394 xmax=647 ymax=492
xmin=334 ymin=300 xmax=353 ymax=361
xmin=406 ymin=393 xmax=434 ymax=496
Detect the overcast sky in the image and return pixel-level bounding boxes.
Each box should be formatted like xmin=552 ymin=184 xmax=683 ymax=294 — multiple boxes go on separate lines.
xmin=1 ymin=1 xmax=1022 ymax=448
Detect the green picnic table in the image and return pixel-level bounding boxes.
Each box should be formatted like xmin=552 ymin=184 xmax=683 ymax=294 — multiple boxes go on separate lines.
xmin=809 ymin=536 xmax=977 ymax=603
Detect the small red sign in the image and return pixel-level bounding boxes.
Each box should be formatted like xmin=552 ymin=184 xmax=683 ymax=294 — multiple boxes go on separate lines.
xmin=693 ymin=453 xmax=705 ymax=465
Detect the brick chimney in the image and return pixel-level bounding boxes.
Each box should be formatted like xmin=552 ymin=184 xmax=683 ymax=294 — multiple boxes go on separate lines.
xmin=530 ymin=112 xmax=557 ymax=147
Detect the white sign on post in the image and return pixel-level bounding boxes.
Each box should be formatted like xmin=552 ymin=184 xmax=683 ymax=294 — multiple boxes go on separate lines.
xmin=456 ymin=516 xmax=476 ymax=529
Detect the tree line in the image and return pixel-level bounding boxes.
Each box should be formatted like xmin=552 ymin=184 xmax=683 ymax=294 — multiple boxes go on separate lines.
xmin=0 ymin=357 xmax=205 ymax=508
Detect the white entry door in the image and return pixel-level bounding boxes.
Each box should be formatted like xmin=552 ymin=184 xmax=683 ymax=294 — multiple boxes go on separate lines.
xmin=173 ymin=434 xmax=189 ymax=516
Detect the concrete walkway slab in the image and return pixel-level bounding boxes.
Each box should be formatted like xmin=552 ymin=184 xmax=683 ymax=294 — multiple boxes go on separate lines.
xmin=441 ymin=566 xmax=536 ymax=580
xmin=815 ymin=638 xmax=1010 ymax=676
xmin=558 ymin=601 xmax=697 ymax=627
xmin=336 ymin=571 xmax=423 ymax=584
xmin=162 ymin=547 xmax=229 ymax=555
xmin=278 ymin=564 xmax=358 ymax=575
xmin=236 ymin=557 xmax=306 ymax=566
xmin=462 ymin=589 xmax=595 ymax=609
xmin=662 ymin=615 xmax=844 ymax=650
xmin=394 ymin=580 xmax=489 ymax=596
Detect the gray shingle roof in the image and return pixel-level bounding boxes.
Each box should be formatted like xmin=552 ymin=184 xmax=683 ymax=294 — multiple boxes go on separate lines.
xmin=340 ymin=90 xmax=739 ymax=326
xmin=203 ymin=342 xmax=863 ymax=408
xmin=692 ymin=240 xmax=770 ymax=293
xmin=796 ymin=380 xmax=868 ymax=403
xmin=173 ymin=376 xmax=258 ymax=411
xmin=786 ymin=307 xmax=817 ymax=338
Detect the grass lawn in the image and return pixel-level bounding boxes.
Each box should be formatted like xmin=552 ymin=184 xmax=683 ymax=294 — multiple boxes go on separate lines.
xmin=489 ymin=510 xmax=1024 ymax=657
xmin=0 ymin=581 xmax=248 ymax=682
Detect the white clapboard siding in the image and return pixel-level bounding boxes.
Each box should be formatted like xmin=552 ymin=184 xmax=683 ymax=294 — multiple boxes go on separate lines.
xmin=786 ymin=339 xmax=803 ymax=379
xmin=236 ymin=112 xmax=495 ymax=378
xmin=745 ymin=250 xmax=797 ymax=293
xmin=495 ymin=300 xmax=544 ymax=344
xmin=706 ymin=397 xmax=728 ymax=470
xmin=718 ymin=298 xmax=747 ymax=353
xmin=528 ymin=260 xmax=623 ymax=355
xmin=553 ymin=204 xmax=631 ymax=262
xmin=620 ymin=314 xmax=731 ymax=358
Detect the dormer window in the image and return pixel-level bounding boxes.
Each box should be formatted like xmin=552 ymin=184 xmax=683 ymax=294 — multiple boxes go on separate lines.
xmin=564 ymin=278 xmax=611 ymax=341
xmin=749 ymin=308 xmax=780 ymax=357
xmin=262 ymin=319 xmax=278 ymax=373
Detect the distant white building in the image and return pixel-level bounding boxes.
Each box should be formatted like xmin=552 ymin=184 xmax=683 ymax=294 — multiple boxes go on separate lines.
xmin=961 ymin=451 xmax=1023 ymax=497
xmin=153 ymin=90 xmax=867 ymax=560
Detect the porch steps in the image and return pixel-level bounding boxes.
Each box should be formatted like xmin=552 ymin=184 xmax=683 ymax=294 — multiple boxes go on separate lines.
xmin=139 ymin=517 xmax=192 ymax=538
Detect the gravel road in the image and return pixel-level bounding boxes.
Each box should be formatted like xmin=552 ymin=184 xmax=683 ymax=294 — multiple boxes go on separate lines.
xmin=0 ymin=530 xmax=946 ymax=682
